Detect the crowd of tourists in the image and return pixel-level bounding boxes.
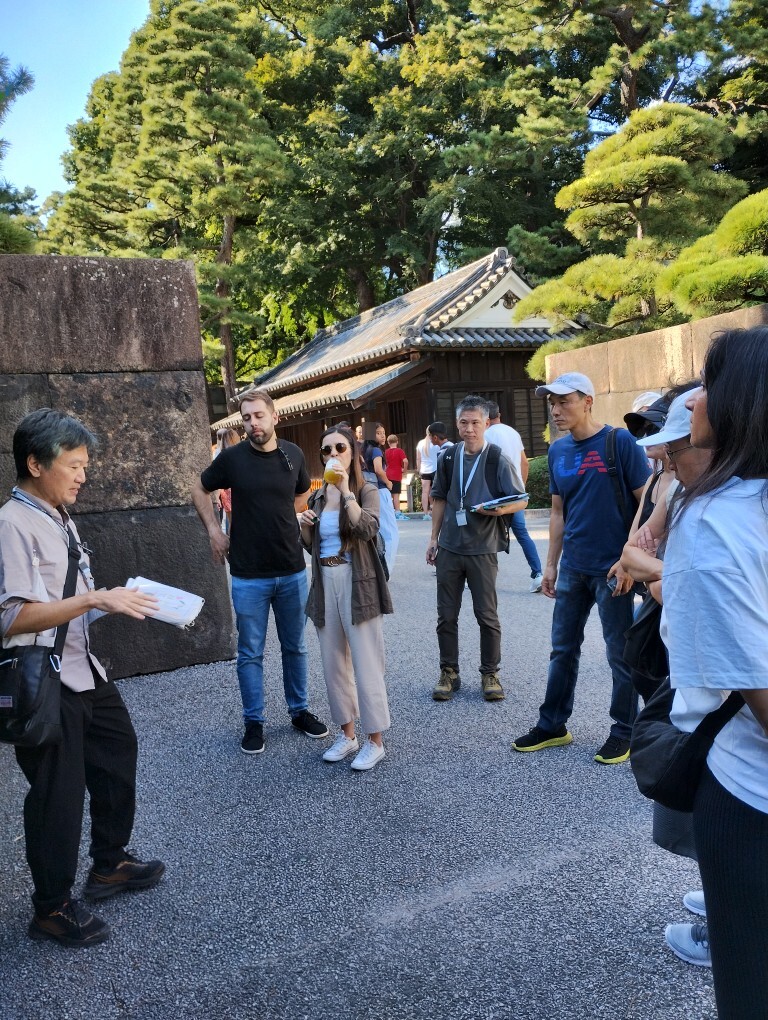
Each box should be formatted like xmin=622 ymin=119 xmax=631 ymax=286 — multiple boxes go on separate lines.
xmin=1 ymin=327 xmax=765 ymax=1020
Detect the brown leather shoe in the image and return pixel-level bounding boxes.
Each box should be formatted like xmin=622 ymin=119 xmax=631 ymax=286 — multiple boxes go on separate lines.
xmin=28 ymin=899 xmax=110 ymax=948
xmin=84 ymin=852 xmax=165 ymax=901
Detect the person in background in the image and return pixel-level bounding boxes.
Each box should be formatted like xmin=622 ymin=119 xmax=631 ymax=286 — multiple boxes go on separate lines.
xmin=217 ymin=428 xmax=241 ymax=535
xmin=660 ymin=328 xmax=768 ymax=1018
xmin=192 ymin=389 xmax=328 ymax=755
xmin=512 ymin=372 xmax=650 ymax=764
xmin=416 ymin=427 xmax=437 ymax=521
xmin=484 ymin=400 xmax=543 ymax=593
xmin=384 ymin=434 xmax=409 ymax=520
xmin=0 ymin=409 xmax=163 ymax=949
xmin=299 ymin=425 xmax=393 ymax=771
xmin=428 ymin=421 xmax=454 ymax=456
xmin=361 ymin=421 xmax=399 ymax=574
xmin=631 ymin=390 xmax=662 ymax=414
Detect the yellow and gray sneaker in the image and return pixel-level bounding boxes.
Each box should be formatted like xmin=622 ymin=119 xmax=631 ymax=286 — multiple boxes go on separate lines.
xmin=594 ymin=735 xmax=631 ymax=764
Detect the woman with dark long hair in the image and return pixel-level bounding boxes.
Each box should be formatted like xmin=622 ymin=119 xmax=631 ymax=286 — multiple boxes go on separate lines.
xmin=298 ymin=425 xmax=393 ymax=771
xmin=361 ymin=421 xmax=399 ymax=574
xmin=662 ymin=326 xmax=768 ymax=1018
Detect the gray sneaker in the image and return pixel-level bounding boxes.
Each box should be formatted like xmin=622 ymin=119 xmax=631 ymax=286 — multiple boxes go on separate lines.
xmin=664 ymin=922 xmax=711 ymax=967
xmin=433 ymin=666 xmax=460 ymax=701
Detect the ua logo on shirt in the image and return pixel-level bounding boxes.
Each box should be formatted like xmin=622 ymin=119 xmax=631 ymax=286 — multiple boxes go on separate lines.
xmin=555 ymin=450 xmax=608 ymax=477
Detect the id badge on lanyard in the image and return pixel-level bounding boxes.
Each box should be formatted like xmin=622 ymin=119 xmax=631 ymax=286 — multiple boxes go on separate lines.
xmin=457 ymin=443 xmax=485 ymax=526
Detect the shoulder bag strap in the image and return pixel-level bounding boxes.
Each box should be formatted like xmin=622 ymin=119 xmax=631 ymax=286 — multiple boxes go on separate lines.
xmin=53 ymin=526 xmax=82 ymax=659
xmin=605 ymin=428 xmax=634 ymax=533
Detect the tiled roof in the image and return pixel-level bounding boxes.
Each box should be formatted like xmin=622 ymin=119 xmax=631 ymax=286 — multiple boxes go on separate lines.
xmin=417 ymin=327 xmax=577 ymax=348
xmin=253 ymin=248 xmax=515 ymax=394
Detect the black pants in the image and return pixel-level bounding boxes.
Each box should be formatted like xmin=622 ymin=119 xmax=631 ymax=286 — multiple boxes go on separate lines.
xmin=15 ymin=682 xmax=138 ymax=914
xmin=694 ymin=766 xmax=768 ymax=1020
xmin=436 ymin=550 xmax=500 ymax=675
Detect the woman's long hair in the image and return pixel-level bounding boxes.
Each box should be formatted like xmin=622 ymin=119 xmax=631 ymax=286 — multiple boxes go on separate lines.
xmin=678 ymin=326 xmax=768 ymax=513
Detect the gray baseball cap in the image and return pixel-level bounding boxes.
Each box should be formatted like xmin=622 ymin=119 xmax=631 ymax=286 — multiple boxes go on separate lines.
xmin=535 ymin=372 xmax=595 ymax=398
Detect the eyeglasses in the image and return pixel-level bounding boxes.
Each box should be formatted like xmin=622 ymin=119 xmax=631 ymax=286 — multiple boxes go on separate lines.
xmin=278 ymin=447 xmax=293 ymax=473
xmin=320 ymin=443 xmax=349 ymax=456
xmin=666 ymin=443 xmax=693 ymax=460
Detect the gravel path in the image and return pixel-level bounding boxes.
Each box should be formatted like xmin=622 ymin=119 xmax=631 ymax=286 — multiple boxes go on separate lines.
xmin=0 ymin=517 xmax=715 ymax=1019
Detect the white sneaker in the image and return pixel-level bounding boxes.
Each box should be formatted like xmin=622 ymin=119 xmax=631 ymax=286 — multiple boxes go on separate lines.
xmin=682 ymin=889 xmax=707 ymax=916
xmin=529 ymin=573 xmax=543 ymax=593
xmin=422 ymin=513 xmax=431 ymax=521
xmin=322 ymin=733 xmax=359 ymax=762
xmin=664 ymin=923 xmax=711 ymax=967
xmin=350 ymin=739 xmax=385 ymax=771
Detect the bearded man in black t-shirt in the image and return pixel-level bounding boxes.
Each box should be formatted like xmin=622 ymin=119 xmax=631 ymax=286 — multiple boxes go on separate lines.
xmin=193 ymin=390 xmax=328 ymax=755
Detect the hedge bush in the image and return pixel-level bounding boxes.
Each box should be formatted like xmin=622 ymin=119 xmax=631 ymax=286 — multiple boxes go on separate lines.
xmin=526 ymin=456 xmax=551 ymax=509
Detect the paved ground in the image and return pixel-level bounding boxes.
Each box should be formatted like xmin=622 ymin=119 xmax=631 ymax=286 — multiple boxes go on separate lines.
xmin=0 ymin=517 xmax=715 ymax=1020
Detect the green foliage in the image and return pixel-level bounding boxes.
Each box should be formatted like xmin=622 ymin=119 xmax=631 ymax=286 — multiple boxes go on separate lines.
xmin=0 ymin=54 xmax=37 ymax=252
xmin=525 ymin=456 xmax=550 ymax=510
xmin=659 ymin=188 xmax=768 ymax=316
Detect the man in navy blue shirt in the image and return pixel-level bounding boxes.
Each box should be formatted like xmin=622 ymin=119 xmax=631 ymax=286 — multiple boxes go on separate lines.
xmin=512 ymin=373 xmax=650 ymax=764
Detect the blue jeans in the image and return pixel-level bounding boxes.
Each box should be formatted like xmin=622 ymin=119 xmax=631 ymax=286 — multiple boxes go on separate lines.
xmin=538 ymin=566 xmax=638 ymax=741
xmin=509 ymin=510 xmax=541 ymax=576
xmin=230 ymin=570 xmax=309 ymax=724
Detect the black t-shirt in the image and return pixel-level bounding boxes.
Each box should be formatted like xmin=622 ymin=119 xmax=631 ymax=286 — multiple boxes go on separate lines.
xmin=201 ymin=440 xmax=310 ymax=578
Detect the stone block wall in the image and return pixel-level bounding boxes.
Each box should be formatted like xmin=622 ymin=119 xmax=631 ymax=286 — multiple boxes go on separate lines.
xmin=546 ymin=305 xmax=768 ymax=427
xmin=0 ymin=255 xmax=236 ymax=679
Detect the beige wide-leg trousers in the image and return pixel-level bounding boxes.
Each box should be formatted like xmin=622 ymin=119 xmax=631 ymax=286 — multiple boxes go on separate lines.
xmin=315 ymin=564 xmax=390 ymax=735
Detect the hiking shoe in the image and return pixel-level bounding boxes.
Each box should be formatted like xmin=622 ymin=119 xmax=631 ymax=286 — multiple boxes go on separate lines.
xmin=291 ymin=710 xmax=329 ymax=739
xmin=84 ymin=852 xmax=165 ymax=901
xmin=594 ymin=735 xmax=631 ymax=764
xmin=28 ymin=898 xmax=110 ymax=948
xmin=683 ymin=890 xmax=707 ymax=917
xmin=512 ymin=724 xmax=572 ymax=752
xmin=664 ymin=922 xmax=711 ymax=967
xmin=481 ymin=672 xmax=505 ymax=701
xmin=350 ymin=739 xmax=385 ymax=771
xmin=322 ymin=733 xmax=359 ymax=762
xmin=432 ymin=666 xmax=460 ymax=701
xmin=529 ymin=573 xmax=543 ymax=593
xmin=241 ymin=721 xmax=264 ymax=754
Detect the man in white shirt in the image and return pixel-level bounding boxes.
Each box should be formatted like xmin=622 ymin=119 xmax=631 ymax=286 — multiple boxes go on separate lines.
xmin=484 ymin=401 xmax=543 ymax=593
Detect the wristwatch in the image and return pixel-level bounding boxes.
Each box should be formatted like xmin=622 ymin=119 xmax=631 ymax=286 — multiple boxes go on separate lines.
xmin=342 ymin=494 xmax=356 ymax=504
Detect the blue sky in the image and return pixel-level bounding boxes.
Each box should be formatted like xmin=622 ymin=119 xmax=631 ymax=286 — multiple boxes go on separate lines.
xmin=2 ymin=0 xmax=150 ymax=203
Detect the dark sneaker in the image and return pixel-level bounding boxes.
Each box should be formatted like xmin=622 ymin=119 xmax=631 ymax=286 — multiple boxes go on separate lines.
xmin=594 ymin=735 xmax=631 ymax=764
xmin=432 ymin=666 xmax=460 ymax=701
xmin=28 ymin=899 xmax=110 ymax=948
xmin=512 ymin=724 xmax=573 ymax=752
xmin=84 ymin=852 xmax=165 ymax=901
xmin=241 ymin=721 xmax=265 ymax=754
xmin=481 ymin=672 xmax=505 ymax=702
xmin=291 ymin=710 xmax=329 ymax=739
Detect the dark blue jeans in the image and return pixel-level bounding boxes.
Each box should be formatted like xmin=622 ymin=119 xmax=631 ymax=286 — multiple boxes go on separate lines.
xmin=538 ymin=565 xmax=638 ymax=741
xmin=509 ymin=510 xmax=541 ymax=576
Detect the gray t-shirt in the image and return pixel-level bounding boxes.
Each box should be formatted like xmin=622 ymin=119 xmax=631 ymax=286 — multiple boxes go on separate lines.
xmin=432 ymin=443 xmax=520 ymax=555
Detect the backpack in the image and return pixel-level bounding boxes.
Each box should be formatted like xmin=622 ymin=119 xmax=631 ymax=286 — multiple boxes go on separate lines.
xmin=436 ymin=443 xmax=511 ymax=553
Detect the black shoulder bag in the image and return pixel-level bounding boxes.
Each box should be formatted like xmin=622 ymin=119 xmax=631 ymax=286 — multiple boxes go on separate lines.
xmin=630 ymin=677 xmax=744 ymax=812
xmin=0 ymin=526 xmax=80 ymax=748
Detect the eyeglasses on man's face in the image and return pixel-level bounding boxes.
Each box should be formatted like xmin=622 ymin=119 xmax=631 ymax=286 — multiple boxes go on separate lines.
xmin=666 ymin=443 xmax=693 ymax=461
xmin=320 ymin=443 xmax=349 ymax=456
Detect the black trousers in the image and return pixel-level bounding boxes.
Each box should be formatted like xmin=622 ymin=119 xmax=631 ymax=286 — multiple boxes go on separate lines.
xmin=694 ymin=766 xmax=768 ymax=1020
xmin=436 ymin=550 xmax=500 ymax=675
xmin=15 ymin=682 xmax=138 ymax=914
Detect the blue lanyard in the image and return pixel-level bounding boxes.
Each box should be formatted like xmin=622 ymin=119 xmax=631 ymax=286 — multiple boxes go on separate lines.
xmin=457 ymin=442 xmax=486 ymax=510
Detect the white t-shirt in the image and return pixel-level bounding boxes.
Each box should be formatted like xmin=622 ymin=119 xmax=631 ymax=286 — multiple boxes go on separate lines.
xmin=663 ymin=478 xmax=768 ymax=813
xmin=485 ymin=423 xmax=524 ymax=477
xmin=418 ymin=437 xmax=437 ymax=475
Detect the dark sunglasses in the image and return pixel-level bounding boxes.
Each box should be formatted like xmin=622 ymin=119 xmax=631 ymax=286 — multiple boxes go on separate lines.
xmin=320 ymin=443 xmax=349 ymax=456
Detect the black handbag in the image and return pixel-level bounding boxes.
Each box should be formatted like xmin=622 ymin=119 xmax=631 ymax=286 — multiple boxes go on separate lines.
xmin=0 ymin=525 xmax=80 ymax=748
xmin=624 ymin=595 xmax=668 ymax=683
xmin=630 ymin=676 xmax=744 ymax=812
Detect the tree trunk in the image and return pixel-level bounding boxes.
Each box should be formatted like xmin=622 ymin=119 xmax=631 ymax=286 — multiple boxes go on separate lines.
xmin=216 ymin=213 xmax=237 ymax=403
xmin=347 ymin=266 xmax=377 ymax=312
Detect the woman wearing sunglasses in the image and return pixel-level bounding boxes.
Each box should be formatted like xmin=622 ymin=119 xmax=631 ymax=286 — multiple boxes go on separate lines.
xmin=298 ymin=425 xmax=393 ymax=771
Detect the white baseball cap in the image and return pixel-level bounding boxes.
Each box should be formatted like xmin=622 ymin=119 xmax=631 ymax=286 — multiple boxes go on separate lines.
xmin=535 ymin=372 xmax=595 ymax=398
xmin=636 ymin=389 xmax=701 ymax=447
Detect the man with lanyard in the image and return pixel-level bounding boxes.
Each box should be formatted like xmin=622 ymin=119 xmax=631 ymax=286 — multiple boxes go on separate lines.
xmin=512 ymin=372 xmax=650 ymax=764
xmin=193 ymin=389 xmax=328 ymax=755
xmin=0 ymin=408 xmax=164 ymax=948
xmin=426 ymin=396 xmax=526 ymax=703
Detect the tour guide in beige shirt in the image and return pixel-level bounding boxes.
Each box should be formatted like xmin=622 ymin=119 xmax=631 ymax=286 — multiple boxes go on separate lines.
xmin=0 ymin=408 xmax=164 ymax=949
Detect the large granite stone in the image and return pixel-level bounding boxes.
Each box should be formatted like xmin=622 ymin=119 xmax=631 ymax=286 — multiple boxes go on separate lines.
xmin=74 ymin=506 xmax=236 ymax=680
xmin=47 ymin=371 xmax=212 ymax=513
xmin=0 ymin=255 xmax=202 ymax=374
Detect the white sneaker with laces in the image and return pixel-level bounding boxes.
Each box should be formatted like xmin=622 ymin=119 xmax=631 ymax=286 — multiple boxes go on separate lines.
xmin=322 ymin=733 xmax=359 ymax=762
xmin=350 ymin=739 xmax=385 ymax=771
xmin=682 ymin=889 xmax=706 ymax=916
xmin=664 ymin=922 xmax=711 ymax=967
xmin=530 ymin=573 xmax=543 ymax=593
